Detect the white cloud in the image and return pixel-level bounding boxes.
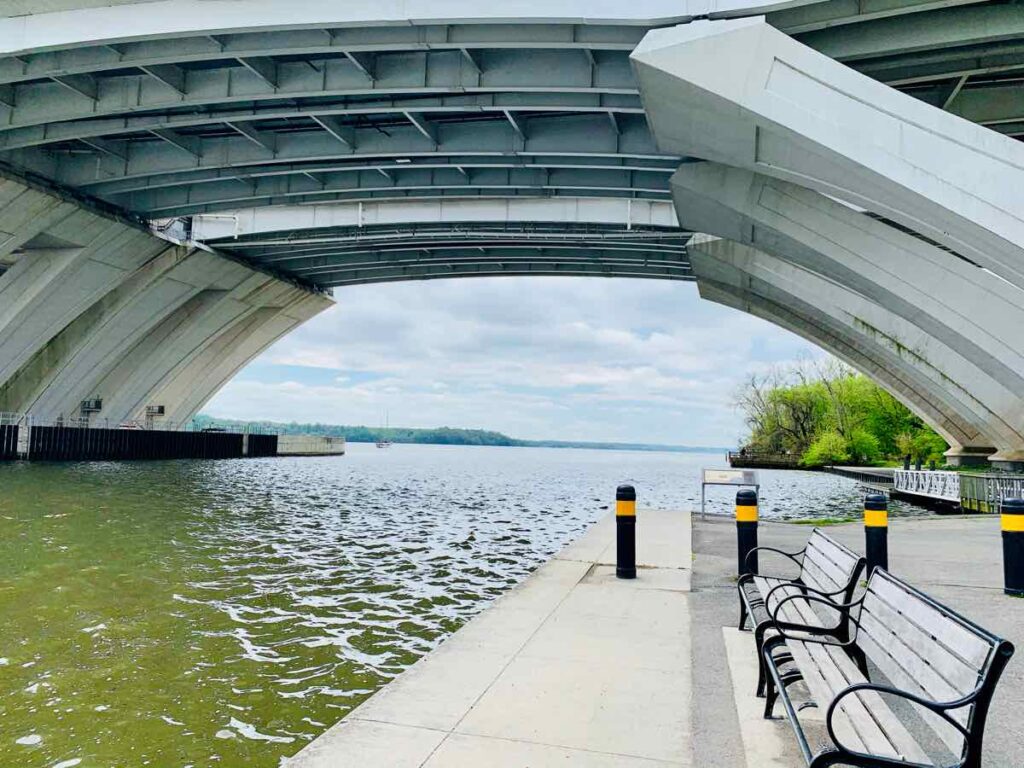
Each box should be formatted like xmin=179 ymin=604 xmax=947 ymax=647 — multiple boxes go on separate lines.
xmin=204 ymin=277 xmax=826 ymax=444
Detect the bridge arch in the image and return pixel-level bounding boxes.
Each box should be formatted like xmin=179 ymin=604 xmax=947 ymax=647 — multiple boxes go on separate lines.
xmin=1 ymin=0 xmax=1022 ymax=465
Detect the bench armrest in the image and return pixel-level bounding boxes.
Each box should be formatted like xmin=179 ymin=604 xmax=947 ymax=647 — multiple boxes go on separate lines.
xmin=826 ymin=682 xmax=972 ymax=755
xmin=763 ymin=581 xmax=849 ymax=613
xmin=769 ymin=592 xmax=863 ymax=641
xmin=744 ymin=545 xmax=805 ymax=575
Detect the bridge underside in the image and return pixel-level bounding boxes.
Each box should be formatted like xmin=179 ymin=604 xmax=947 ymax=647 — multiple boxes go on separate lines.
xmin=0 ymin=0 xmax=1022 ymax=463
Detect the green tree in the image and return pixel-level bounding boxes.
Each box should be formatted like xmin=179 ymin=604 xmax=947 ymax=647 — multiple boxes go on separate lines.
xmin=735 ymin=360 xmax=948 ymax=467
xmin=802 ymin=431 xmax=849 ymax=466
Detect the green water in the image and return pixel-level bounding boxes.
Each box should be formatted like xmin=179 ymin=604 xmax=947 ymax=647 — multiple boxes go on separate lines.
xmin=0 ymin=445 xmax=905 ymax=767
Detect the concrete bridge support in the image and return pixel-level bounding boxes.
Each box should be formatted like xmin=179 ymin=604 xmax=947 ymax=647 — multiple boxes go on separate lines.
xmin=688 ymin=236 xmax=996 ymax=462
xmin=152 ymin=288 xmax=330 ymax=426
xmin=631 ymin=16 xmax=1024 ymax=292
xmin=673 ymin=164 xmax=1024 ymax=465
xmin=0 ymin=175 xmax=333 ymax=428
xmin=633 ymin=17 xmax=1024 ymax=468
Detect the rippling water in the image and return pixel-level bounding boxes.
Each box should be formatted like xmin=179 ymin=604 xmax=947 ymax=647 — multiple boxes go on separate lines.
xmin=0 ymin=444 xmax=920 ymax=767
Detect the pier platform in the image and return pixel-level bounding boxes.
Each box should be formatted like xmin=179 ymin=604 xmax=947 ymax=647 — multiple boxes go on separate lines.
xmin=286 ymin=510 xmax=1023 ymax=768
xmin=287 ymin=510 xmax=693 ymax=767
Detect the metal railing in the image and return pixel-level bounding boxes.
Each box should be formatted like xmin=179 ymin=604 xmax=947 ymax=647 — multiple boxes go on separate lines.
xmin=893 ymin=469 xmax=961 ymax=502
xmin=960 ymin=473 xmax=1024 ymax=513
xmin=727 ymin=451 xmax=802 ymax=468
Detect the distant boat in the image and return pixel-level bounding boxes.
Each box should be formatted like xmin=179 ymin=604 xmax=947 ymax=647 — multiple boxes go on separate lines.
xmin=377 ymin=410 xmax=392 ymax=448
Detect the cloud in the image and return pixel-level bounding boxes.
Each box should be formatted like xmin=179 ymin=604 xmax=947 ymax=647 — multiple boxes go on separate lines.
xmin=204 ymin=277 xmax=826 ymax=444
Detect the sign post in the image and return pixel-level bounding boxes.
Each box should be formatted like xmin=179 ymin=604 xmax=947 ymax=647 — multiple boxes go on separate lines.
xmin=701 ymin=468 xmax=760 ymax=519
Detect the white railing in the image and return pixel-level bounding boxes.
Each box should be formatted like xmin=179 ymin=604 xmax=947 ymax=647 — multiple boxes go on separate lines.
xmin=893 ymin=469 xmax=961 ymax=502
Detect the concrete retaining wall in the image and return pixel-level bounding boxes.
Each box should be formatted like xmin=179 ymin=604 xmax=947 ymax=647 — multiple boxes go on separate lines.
xmin=277 ymin=434 xmax=346 ymax=456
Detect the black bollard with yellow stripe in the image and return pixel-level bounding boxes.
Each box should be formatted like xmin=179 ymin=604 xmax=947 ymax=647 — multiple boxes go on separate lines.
xmin=864 ymin=493 xmax=889 ymax=575
xmin=1002 ymin=497 xmax=1024 ymax=597
xmin=616 ymin=484 xmax=637 ymax=579
xmin=736 ymin=489 xmax=758 ymax=576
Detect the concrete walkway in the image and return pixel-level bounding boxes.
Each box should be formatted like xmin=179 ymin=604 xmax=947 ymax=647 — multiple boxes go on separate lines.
xmin=287 ymin=510 xmax=693 ymax=767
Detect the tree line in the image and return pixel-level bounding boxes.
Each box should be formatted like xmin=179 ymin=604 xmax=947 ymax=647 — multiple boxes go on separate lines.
xmin=191 ymin=415 xmax=726 ymax=453
xmin=735 ymin=360 xmax=947 ymax=467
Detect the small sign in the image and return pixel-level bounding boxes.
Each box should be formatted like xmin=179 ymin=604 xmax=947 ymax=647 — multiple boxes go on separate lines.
xmin=700 ymin=468 xmax=760 ymax=519
xmin=703 ymin=468 xmax=759 ymax=486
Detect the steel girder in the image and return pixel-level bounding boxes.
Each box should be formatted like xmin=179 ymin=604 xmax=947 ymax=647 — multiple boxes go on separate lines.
xmin=0 ymin=23 xmax=649 ymax=86
xmin=199 ymin=215 xmax=691 ymax=288
xmin=0 ymin=6 xmax=1020 ymax=222
xmin=280 ymin=258 xmax=693 ymax=288
xmin=0 ymin=48 xmax=636 ymax=133
xmin=6 ymin=112 xmax=675 ymax=217
xmin=0 ymin=0 xmax=1019 ymax=294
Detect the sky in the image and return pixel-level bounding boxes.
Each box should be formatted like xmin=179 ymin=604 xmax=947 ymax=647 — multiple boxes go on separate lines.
xmin=204 ymin=277 xmax=827 ymax=447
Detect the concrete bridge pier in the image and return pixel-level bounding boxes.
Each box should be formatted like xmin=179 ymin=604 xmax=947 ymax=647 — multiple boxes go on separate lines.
xmin=633 ymin=15 xmax=1024 ymax=469
xmin=688 ymin=237 xmax=993 ymax=460
xmin=0 ymin=175 xmax=334 ymax=429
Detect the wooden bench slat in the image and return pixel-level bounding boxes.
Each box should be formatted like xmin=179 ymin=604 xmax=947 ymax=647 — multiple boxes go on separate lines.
xmin=787 ymin=637 xmax=930 ymax=762
xmin=754 ymin=579 xmax=837 ymax=631
xmin=801 ymin=532 xmax=860 ymax=596
xmin=800 ymin=556 xmax=845 ymax=595
xmin=869 ymin=576 xmax=992 ymax=668
xmin=857 ymin=626 xmax=967 ymax=756
xmin=860 ymin=593 xmax=981 ymax=699
xmin=807 ymin=531 xmax=861 ymax=577
xmin=810 ymin=532 xmax=861 ymax=573
xmin=760 ymin=563 xmax=1009 ymax=768
xmin=782 ymin=638 xmax=869 ymax=755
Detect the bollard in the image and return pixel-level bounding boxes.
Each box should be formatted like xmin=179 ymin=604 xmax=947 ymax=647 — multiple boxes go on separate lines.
xmin=1002 ymin=498 xmax=1024 ymax=597
xmin=864 ymin=493 xmax=889 ymax=575
xmin=616 ymin=484 xmax=637 ymax=579
xmin=736 ymin=489 xmax=758 ymax=576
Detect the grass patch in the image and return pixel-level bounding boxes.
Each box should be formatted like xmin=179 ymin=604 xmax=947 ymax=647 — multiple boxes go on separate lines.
xmin=789 ymin=516 xmax=857 ymax=526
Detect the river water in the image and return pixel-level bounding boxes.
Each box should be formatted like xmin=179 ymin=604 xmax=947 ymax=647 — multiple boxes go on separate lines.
xmin=0 ymin=444 xmax=920 ymax=767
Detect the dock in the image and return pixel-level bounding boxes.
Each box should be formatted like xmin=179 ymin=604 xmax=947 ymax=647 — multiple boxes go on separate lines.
xmin=287 ymin=510 xmax=693 ymax=767
xmin=284 ymin=508 xmax=1023 ymax=768
xmin=825 ymin=465 xmax=895 ymax=493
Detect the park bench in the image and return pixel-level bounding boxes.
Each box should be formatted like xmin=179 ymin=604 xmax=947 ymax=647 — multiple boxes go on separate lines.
xmin=762 ymin=568 xmax=1014 ymax=768
xmin=738 ymin=529 xmax=865 ymax=696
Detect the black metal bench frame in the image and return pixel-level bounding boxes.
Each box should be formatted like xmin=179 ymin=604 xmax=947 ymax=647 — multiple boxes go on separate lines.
xmin=737 ymin=530 xmax=865 ymax=696
xmin=761 ymin=569 xmax=1015 ymax=768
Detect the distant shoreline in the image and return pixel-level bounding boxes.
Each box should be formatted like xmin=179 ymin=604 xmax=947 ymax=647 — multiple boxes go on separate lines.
xmin=193 ymin=415 xmax=729 ymax=455
xmin=350 ymin=439 xmax=729 ymax=454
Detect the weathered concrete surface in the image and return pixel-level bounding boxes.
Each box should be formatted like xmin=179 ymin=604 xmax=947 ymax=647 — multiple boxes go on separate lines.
xmin=722 ymin=627 xmax=793 ymax=768
xmin=277 ymin=435 xmax=346 ymax=456
xmin=633 ymin=17 xmax=1024 ymax=291
xmin=676 ymin=164 xmax=1024 ymax=461
xmin=0 ymin=176 xmax=334 ymax=426
xmin=286 ymin=510 xmax=693 ymax=767
xmin=697 ymin=514 xmax=1024 ymax=767
xmin=689 ymin=237 xmax=999 ymax=454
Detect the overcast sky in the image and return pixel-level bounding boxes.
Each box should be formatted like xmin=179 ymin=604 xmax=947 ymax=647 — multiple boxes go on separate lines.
xmin=204 ymin=277 xmax=826 ymax=446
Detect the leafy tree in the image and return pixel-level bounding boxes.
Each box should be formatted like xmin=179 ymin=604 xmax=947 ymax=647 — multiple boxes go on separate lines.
xmin=735 ymin=359 xmax=948 ymax=467
xmin=802 ymin=431 xmax=849 ymax=466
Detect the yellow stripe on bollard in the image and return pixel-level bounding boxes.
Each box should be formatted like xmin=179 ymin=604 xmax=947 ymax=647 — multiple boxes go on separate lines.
xmin=864 ymin=509 xmax=888 ymax=528
xmin=735 ymin=505 xmax=758 ymax=523
xmin=1002 ymin=514 xmax=1024 ymax=532
xmin=616 ymin=499 xmax=636 ymax=517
